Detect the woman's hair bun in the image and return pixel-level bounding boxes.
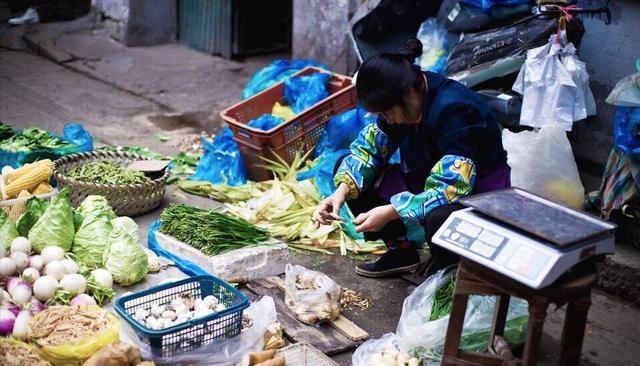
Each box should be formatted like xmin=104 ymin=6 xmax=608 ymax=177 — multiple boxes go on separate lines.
xmin=398 ymin=38 xmax=423 ymax=63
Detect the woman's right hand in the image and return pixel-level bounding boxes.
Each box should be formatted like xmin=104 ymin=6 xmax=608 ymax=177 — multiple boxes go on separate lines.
xmin=315 ymin=183 xmax=350 ymax=226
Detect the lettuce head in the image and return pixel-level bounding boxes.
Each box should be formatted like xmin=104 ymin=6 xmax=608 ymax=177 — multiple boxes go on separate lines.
xmin=28 ymin=187 xmax=75 ymax=252
xmin=72 ymin=196 xmax=117 ymax=269
xmin=103 ymin=216 xmax=148 ymax=286
xmin=16 ymin=197 xmax=49 ymax=237
xmin=0 ymin=210 xmax=19 ymax=252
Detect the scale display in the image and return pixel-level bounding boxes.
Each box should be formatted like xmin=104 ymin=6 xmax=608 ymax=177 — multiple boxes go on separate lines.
xmin=461 ymin=188 xmax=614 ymax=246
xmin=433 ymin=189 xmax=616 ymax=288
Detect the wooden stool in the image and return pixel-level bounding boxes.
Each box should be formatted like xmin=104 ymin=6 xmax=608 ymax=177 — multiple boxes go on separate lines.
xmin=441 ymin=259 xmax=598 ymax=366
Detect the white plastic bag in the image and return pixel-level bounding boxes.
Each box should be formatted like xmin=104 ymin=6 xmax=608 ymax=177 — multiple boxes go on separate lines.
xmin=352 ymin=333 xmax=400 ymax=366
xmin=121 ymin=296 xmax=277 ymax=366
xmin=606 ymin=73 xmax=640 ymax=107
xmin=284 ymin=264 xmax=342 ymax=325
xmin=395 ymin=270 xmax=529 ymax=365
xmin=503 ymin=124 xmax=585 ymax=208
xmin=513 ymin=37 xmax=596 ymax=131
xmin=415 ymin=17 xmax=449 ymax=74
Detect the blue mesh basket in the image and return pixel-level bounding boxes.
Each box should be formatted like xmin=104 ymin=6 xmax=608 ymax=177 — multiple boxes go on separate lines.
xmin=115 ymin=275 xmax=249 ymax=357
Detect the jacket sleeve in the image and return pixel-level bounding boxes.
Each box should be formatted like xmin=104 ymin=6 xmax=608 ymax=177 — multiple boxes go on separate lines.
xmin=333 ymin=123 xmax=398 ymax=199
xmin=390 ymin=155 xmax=476 ymax=228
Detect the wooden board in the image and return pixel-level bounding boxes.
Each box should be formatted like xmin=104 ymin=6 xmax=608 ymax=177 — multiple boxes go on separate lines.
xmin=267 ymin=276 xmax=369 ymax=342
xmin=247 ymin=278 xmax=359 ymax=355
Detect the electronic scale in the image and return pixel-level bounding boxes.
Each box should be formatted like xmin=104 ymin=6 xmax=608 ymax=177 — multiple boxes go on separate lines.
xmin=432 ymin=188 xmax=616 ymax=289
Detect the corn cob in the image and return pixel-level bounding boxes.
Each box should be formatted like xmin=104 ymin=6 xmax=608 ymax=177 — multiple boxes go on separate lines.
xmin=4 ymin=160 xmax=53 ymax=198
xmin=32 ymin=181 xmax=53 ymax=195
xmin=5 ymin=159 xmax=53 ymax=185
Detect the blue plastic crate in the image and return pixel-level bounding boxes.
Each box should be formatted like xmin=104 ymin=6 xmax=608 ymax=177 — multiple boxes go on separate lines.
xmin=115 ymin=275 xmax=249 ymax=358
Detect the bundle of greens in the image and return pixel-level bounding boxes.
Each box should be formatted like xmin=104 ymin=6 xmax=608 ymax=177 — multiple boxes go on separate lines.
xmin=0 ymin=122 xmax=14 ymax=141
xmin=67 ymin=160 xmax=150 ymax=185
xmin=159 ymin=203 xmax=271 ymax=256
xmin=0 ymin=128 xmax=74 ymax=152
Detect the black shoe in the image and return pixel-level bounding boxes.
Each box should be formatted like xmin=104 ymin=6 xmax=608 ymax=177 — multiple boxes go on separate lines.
xmin=355 ymin=247 xmax=420 ymax=278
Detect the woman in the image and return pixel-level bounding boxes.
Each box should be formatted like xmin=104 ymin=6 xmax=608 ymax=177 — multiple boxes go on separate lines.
xmin=316 ymin=38 xmax=510 ymax=278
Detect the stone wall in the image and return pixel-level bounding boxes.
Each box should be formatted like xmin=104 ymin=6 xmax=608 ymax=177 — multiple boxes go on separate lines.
xmin=292 ymin=0 xmax=358 ymax=75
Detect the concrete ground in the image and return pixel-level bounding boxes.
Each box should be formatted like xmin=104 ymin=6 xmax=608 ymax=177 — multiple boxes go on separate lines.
xmin=1 ymin=8 xmax=639 ymax=366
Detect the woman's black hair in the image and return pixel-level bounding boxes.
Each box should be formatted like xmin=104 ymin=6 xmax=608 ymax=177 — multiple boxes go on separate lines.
xmin=356 ymin=38 xmax=425 ymax=113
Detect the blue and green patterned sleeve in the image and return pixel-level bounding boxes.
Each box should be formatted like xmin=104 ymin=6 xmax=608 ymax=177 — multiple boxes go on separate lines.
xmin=333 ymin=123 xmax=398 ymax=199
xmin=390 ymin=155 xmax=476 ymax=242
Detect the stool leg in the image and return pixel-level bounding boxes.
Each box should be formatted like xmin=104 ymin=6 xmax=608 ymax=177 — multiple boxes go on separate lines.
xmin=490 ymin=295 xmax=511 ymax=352
xmin=442 ymin=293 xmax=470 ymax=365
xmin=558 ymin=293 xmax=592 ymax=366
xmin=522 ymin=297 xmax=549 ymax=366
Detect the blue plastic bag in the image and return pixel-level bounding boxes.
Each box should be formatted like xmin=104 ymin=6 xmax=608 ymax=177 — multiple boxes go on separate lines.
xmin=415 ymin=18 xmax=449 ymax=74
xmin=314 ymin=106 xmax=377 ymax=158
xmin=247 ymin=114 xmax=285 ymax=131
xmin=0 ymin=123 xmax=93 ymax=168
xmin=242 ymin=59 xmax=329 ymax=100
xmin=614 ymin=107 xmax=640 ymax=156
xmin=461 ymin=0 xmax=532 ymax=13
xmin=284 ymin=72 xmax=330 ymax=114
xmin=189 ymin=128 xmax=248 ymax=186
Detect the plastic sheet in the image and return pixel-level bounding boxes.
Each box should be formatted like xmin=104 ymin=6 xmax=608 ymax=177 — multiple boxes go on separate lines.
xmin=613 ymin=107 xmax=640 ymax=156
xmin=0 ymin=123 xmax=93 ymax=168
xmin=502 ymin=125 xmax=586 ymax=208
xmin=242 ymin=59 xmax=328 ymax=100
xmin=247 ymin=114 xmax=285 ymax=131
xmin=122 ymin=296 xmax=277 ymax=366
xmin=284 ymin=72 xmax=330 ymax=114
xmin=189 ymin=128 xmax=247 ymax=186
xmin=415 ymin=18 xmax=448 ymax=74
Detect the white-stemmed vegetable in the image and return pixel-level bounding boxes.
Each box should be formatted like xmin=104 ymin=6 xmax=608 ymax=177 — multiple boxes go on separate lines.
xmin=41 ymin=246 xmax=65 ymax=264
xmin=10 ymin=237 xmax=31 ymax=254
xmin=28 ymin=298 xmax=44 ymax=312
xmin=9 ymin=282 xmax=32 ymax=305
xmin=45 ymin=260 xmax=65 ymax=281
xmin=0 ymin=257 xmax=17 ymax=277
xmin=90 ymin=269 xmax=113 ymax=288
xmin=60 ymin=274 xmax=87 ymax=294
xmin=33 ymin=275 xmax=59 ymax=301
xmin=0 ymin=308 xmax=16 ymax=335
xmin=9 ymin=252 xmax=28 ymax=272
xmin=21 ymin=267 xmax=40 ymax=284
xmin=28 ymin=255 xmax=44 ymax=271
xmin=60 ymin=259 xmax=79 ymax=274
xmin=6 ymin=276 xmax=22 ymax=293
xmin=71 ymin=294 xmax=97 ymax=306
xmin=12 ymin=310 xmax=32 ymax=339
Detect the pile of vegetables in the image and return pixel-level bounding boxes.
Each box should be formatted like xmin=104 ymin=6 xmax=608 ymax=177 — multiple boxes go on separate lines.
xmin=0 ymin=338 xmax=51 ymax=366
xmin=133 ymin=293 xmax=227 ymax=330
xmin=1 ymin=159 xmax=54 ymax=200
xmin=67 ymin=160 xmax=151 ymax=185
xmin=0 ymin=127 xmax=75 ymax=153
xmin=178 ymin=150 xmax=386 ymax=255
xmin=27 ymin=305 xmax=113 ymax=346
xmin=159 ymin=203 xmax=272 ymax=256
xmin=369 ymin=349 xmax=421 ymax=366
xmin=0 ymin=122 xmax=14 ymax=141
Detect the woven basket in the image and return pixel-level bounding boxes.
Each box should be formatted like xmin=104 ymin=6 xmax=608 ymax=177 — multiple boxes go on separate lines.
xmin=53 ymin=151 xmax=169 ymax=217
xmin=276 ymin=343 xmax=339 ymax=366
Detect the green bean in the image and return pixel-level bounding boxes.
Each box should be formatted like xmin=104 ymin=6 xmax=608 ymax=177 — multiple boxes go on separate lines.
xmin=429 ymin=274 xmax=456 ymax=321
xmin=68 ymin=160 xmax=150 ymax=185
xmin=159 ymin=204 xmax=271 ymax=256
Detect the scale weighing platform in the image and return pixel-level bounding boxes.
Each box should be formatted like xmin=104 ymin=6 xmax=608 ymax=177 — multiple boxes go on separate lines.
xmin=433 ymin=188 xmax=616 ymax=289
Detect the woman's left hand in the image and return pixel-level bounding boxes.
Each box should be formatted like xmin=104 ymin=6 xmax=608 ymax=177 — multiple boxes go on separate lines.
xmin=354 ymin=204 xmax=400 ymax=233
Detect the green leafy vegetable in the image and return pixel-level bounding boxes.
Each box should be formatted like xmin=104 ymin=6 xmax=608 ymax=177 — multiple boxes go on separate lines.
xmin=159 ymin=203 xmax=271 ymax=256
xmin=0 ymin=122 xmax=14 ymax=141
xmin=67 ymin=160 xmax=151 ymax=185
xmin=28 ymin=187 xmax=75 ymax=252
xmin=0 ymin=127 xmax=74 ymax=152
xmin=429 ymin=274 xmax=456 ymax=321
xmin=73 ymin=196 xmax=116 ymax=269
xmin=16 ymin=197 xmax=49 ymax=237
xmin=103 ymin=217 xmax=148 ymax=286
xmin=0 ymin=210 xmax=19 ymax=252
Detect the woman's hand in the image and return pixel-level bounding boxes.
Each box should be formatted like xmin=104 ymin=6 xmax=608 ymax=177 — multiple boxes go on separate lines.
xmin=354 ymin=204 xmax=400 ymax=233
xmin=315 ymin=183 xmax=350 ymax=226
